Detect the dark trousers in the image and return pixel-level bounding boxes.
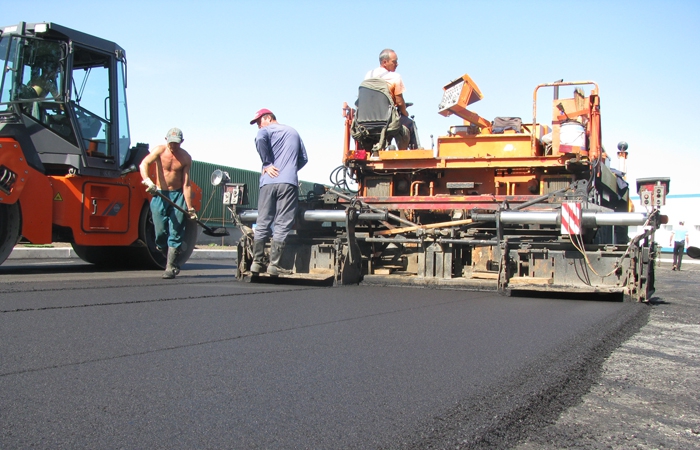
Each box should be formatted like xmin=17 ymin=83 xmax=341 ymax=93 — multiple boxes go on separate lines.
xmin=254 ymin=183 xmax=298 ymax=242
xmin=399 ymin=115 xmax=419 ymax=149
xmin=673 ymin=241 xmax=685 ymax=269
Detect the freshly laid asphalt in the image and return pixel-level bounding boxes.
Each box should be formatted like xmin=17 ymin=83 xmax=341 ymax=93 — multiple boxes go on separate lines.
xmin=0 ymin=256 xmax=650 ymax=449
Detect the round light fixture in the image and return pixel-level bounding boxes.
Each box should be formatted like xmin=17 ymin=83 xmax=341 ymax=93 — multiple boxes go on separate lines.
xmin=210 ymin=170 xmax=230 ymax=186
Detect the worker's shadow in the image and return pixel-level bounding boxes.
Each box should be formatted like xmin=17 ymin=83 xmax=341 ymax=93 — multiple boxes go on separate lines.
xmin=648 ymin=296 xmax=669 ymax=305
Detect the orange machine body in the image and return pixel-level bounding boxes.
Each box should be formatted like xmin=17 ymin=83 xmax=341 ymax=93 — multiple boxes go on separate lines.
xmin=0 ymin=137 xmax=201 ymax=247
xmin=343 ymin=76 xmax=609 ymax=216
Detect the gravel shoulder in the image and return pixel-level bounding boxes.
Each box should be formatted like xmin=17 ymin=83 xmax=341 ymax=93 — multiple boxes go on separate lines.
xmin=514 ymin=259 xmax=700 ymax=449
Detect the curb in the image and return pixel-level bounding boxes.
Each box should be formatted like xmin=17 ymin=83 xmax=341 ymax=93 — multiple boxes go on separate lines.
xmin=8 ymin=247 xmax=236 ymax=260
xmin=8 ymin=248 xmax=78 ymax=259
xmin=658 ymin=257 xmax=700 ymax=265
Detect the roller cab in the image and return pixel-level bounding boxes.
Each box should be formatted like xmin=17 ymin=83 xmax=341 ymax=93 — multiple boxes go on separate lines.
xmin=0 ymin=22 xmax=201 ymax=268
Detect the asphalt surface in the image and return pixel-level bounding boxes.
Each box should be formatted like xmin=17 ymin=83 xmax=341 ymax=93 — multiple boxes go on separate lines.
xmin=514 ymin=260 xmax=700 ymax=449
xmin=0 ymin=256 xmax=654 ymax=449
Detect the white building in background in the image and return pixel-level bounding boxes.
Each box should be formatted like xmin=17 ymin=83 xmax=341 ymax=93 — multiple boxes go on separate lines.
xmin=629 ymin=194 xmax=700 ymax=252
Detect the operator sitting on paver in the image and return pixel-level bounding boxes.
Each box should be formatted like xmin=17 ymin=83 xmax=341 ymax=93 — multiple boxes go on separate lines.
xmin=139 ymin=128 xmax=197 ymax=279
xmin=364 ymin=48 xmax=418 ymax=149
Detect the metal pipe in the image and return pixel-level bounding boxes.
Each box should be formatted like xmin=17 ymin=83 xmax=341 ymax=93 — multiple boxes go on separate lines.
xmin=238 ymin=210 xmax=259 ymax=223
xmin=302 ymin=210 xmax=388 ymax=222
xmin=301 ymin=210 xmax=346 ymax=222
xmin=363 ymin=237 xmax=423 ymax=244
xmin=472 ymin=211 xmax=648 ymax=226
xmin=357 ymin=236 xmax=498 ymax=246
xmin=238 ymin=209 xmax=388 ymax=224
xmin=410 ymin=181 xmax=425 ymax=197
xmin=501 ymin=211 xmax=559 ymax=224
xmin=437 ymin=239 xmax=498 ymax=246
xmin=532 ymin=80 xmax=599 ymax=155
xmin=362 ymin=237 xmax=498 ymax=246
xmin=513 ymin=187 xmax=568 ymax=211
xmin=590 ymin=212 xmax=647 ymax=226
xmin=342 ymin=102 xmax=352 ymax=164
xmin=357 ymin=212 xmax=389 ymax=221
xmin=329 ymin=188 xmax=419 ymax=228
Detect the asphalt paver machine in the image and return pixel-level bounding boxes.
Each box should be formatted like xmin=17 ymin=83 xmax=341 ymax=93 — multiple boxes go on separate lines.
xmin=229 ymin=74 xmax=666 ymax=301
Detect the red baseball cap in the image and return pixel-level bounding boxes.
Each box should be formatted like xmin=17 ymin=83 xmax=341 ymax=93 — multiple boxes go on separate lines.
xmin=250 ymin=108 xmax=273 ymax=125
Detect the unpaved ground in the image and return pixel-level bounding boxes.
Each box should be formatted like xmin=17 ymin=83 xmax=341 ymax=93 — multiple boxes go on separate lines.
xmin=514 ymin=260 xmax=700 ymax=449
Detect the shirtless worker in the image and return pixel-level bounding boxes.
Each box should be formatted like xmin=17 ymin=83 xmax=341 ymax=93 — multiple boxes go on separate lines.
xmin=139 ymin=127 xmax=197 ymax=279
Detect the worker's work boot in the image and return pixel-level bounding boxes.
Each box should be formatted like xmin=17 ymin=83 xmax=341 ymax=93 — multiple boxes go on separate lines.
xmin=163 ymin=247 xmax=180 ymax=279
xmin=267 ymin=240 xmax=292 ymax=276
xmin=250 ymin=240 xmax=267 ymax=274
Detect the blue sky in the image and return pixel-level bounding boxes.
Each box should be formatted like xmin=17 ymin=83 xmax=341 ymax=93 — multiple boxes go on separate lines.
xmin=4 ymin=0 xmax=700 ymax=195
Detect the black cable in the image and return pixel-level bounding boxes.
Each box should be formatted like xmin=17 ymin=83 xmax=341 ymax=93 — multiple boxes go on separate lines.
xmin=329 ymin=165 xmax=358 ymax=193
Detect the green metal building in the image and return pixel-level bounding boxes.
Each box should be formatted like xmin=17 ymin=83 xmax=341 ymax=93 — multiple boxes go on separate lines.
xmin=190 ymin=160 xmax=322 ymax=226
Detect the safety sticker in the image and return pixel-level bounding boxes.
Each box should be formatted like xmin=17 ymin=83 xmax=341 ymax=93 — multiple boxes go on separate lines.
xmin=561 ymin=201 xmax=581 ymax=235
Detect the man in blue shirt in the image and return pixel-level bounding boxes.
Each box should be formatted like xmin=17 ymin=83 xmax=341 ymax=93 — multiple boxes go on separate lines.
xmin=249 ymin=109 xmax=308 ymax=275
xmin=670 ymin=220 xmax=690 ymax=271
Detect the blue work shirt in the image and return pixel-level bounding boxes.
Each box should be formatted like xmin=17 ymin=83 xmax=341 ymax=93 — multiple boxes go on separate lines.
xmin=673 ymin=228 xmax=688 ymax=243
xmin=255 ymin=123 xmax=308 ymax=188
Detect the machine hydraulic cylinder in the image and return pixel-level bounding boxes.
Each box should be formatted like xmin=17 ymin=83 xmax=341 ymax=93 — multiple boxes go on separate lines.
xmin=238 ymin=209 xmax=388 ymax=224
xmin=471 ymin=211 xmax=647 ymax=227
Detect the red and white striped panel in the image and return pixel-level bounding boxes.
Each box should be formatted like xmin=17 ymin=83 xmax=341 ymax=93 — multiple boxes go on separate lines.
xmin=561 ymin=201 xmax=582 ymax=235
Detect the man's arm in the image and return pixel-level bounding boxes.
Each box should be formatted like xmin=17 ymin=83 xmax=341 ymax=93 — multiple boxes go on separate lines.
xmin=182 ymin=157 xmax=193 ymax=211
xmin=297 ymin=139 xmax=308 ymax=171
xmin=395 ymin=93 xmax=409 ymax=117
xmin=256 ymin=130 xmax=280 ymax=177
xmin=139 ymin=146 xmax=165 ymax=192
xmin=255 ymin=130 xmax=275 ymax=166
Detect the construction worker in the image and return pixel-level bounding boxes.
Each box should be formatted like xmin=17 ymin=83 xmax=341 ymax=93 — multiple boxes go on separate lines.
xmin=670 ymin=220 xmax=689 ymax=271
xmin=139 ymin=128 xmax=197 ymax=279
xmin=18 ymin=45 xmax=61 ymax=101
xmin=364 ymin=48 xmax=418 ymax=149
xmin=249 ymin=109 xmax=308 ymax=275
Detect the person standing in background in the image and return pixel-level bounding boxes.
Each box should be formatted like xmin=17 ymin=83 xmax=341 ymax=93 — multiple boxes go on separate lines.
xmin=670 ymin=220 xmax=689 ymax=271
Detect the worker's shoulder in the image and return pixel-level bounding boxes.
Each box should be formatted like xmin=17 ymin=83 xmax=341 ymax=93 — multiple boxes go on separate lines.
xmin=257 ymin=123 xmax=298 ymax=138
xmin=150 ymin=144 xmax=167 ymax=154
xmin=140 ymin=144 xmax=166 ymax=165
xmin=178 ymin=147 xmax=193 ymax=162
xmin=272 ymin=123 xmax=300 ymax=134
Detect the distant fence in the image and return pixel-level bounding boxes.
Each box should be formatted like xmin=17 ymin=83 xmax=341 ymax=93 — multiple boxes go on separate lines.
xmin=190 ymin=160 xmax=321 ymax=226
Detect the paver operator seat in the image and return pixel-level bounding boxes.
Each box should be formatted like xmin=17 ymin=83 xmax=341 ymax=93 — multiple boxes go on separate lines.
xmin=351 ymin=78 xmax=408 ymax=153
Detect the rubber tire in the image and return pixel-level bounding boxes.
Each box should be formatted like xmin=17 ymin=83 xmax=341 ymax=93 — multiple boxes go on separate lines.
xmin=71 ymin=203 xmax=198 ymax=270
xmin=0 ymin=203 xmax=22 ymax=266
